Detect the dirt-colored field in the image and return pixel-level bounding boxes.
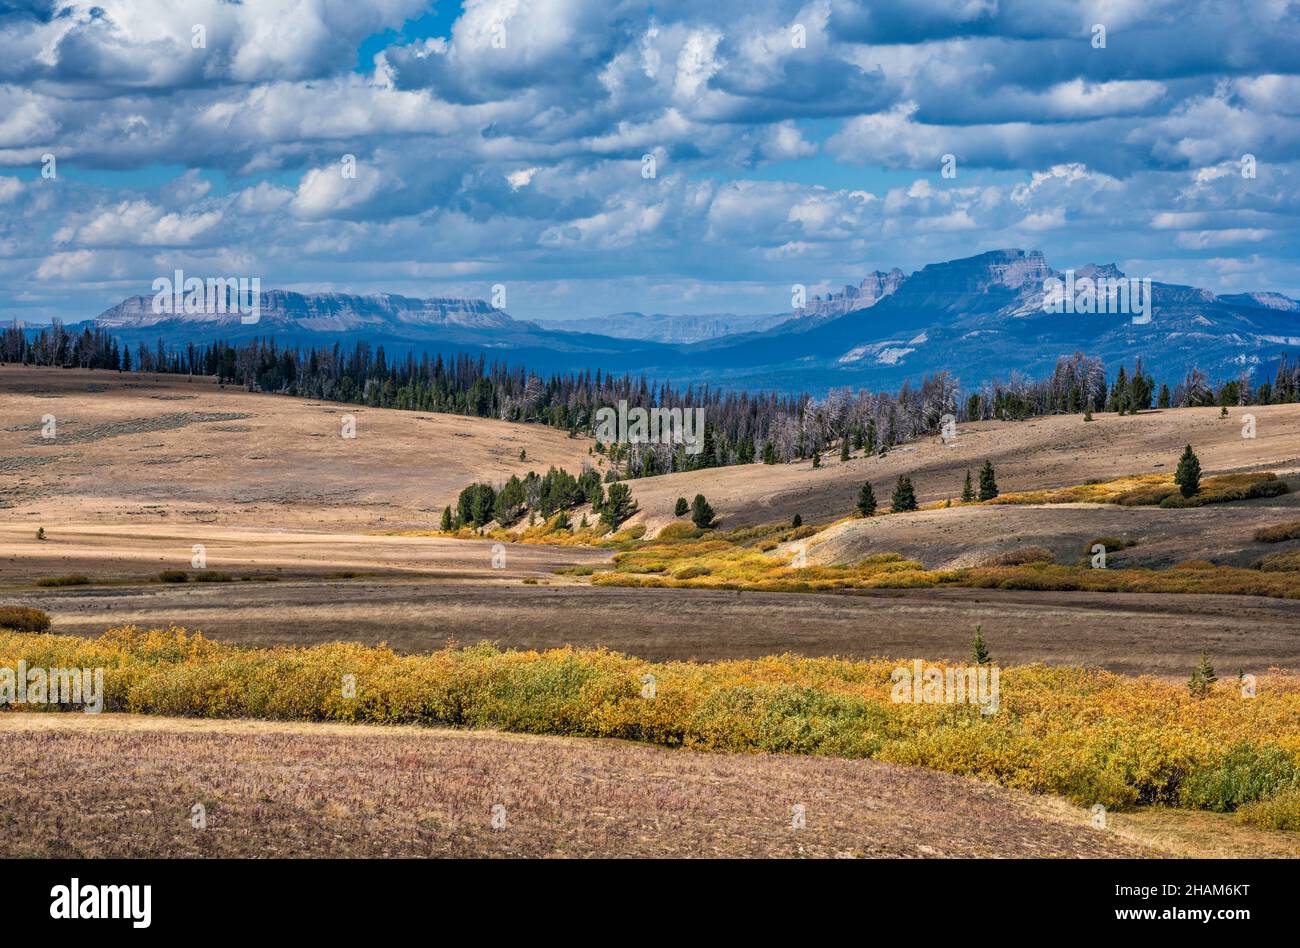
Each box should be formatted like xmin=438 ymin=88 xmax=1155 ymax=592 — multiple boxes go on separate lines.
xmin=4 ymin=368 xmax=1300 ymax=676
xmin=0 ymin=523 xmax=608 ymax=584
xmin=802 ymin=495 xmax=1300 ymax=570
xmin=12 ymin=573 xmax=1300 ymax=676
xmin=0 ymin=713 xmax=1159 ymax=858
xmin=0 ymin=365 xmax=599 ymax=531
xmin=624 ymin=404 xmax=1300 ymax=533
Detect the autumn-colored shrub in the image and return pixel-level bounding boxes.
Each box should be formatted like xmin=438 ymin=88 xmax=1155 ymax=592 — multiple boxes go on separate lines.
xmin=1259 ymin=551 xmax=1300 ymax=572
xmin=657 ymin=522 xmax=704 ymax=541
xmin=3 ymin=627 xmax=1299 ymax=815
xmin=672 ymin=564 xmax=711 ymax=580
xmin=35 ymin=575 xmax=91 ymax=588
xmin=0 ymin=607 xmax=51 ymax=633
xmin=1088 ymin=536 xmax=1136 ymax=553
xmin=982 ymin=546 xmax=1055 ymax=567
xmin=1237 ymin=787 xmax=1300 ymax=830
xmin=988 ymin=472 xmax=1287 ymax=508
xmin=1256 ymin=521 xmax=1300 ymax=543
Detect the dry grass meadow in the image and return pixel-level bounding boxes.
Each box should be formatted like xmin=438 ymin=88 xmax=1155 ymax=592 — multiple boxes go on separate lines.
xmin=4 ymin=365 xmax=1300 ymax=857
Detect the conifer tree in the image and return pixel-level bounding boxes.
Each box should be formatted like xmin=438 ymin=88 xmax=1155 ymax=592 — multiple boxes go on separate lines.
xmin=1175 ymin=444 xmax=1201 ymax=497
xmin=856 ymin=481 xmax=877 ymax=517
xmin=978 ymin=460 xmax=999 ymax=500
xmin=841 ymin=437 xmax=850 ymax=462
xmin=601 ymin=482 xmax=637 ymax=528
xmin=891 ymin=475 xmax=918 ymax=512
xmin=1188 ymin=651 xmax=1217 ymax=698
xmin=971 ymin=624 xmax=990 ymax=665
xmin=961 ymin=470 xmax=975 ymax=502
xmin=690 ymin=494 xmax=715 ymax=529
xmin=440 ymin=506 xmax=453 ymax=532
xmin=674 ymin=497 xmax=688 ymax=517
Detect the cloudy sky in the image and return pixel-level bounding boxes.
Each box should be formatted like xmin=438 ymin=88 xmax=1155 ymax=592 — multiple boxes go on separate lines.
xmin=2 ymin=0 xmax=1298 ymax=324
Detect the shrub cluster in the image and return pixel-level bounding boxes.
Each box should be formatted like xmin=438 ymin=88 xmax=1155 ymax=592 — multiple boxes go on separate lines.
xmin=2 ymin=626 xmax=1299 ymax=814
xmin=1256 ymin=520 xmax=1300 ymax=543
xmin=0 ymin=607 xmax=51 ymax=633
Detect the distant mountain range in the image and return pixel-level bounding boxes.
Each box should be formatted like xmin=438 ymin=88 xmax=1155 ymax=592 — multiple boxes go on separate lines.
xmin=540 ymin=311 xmax=789 ymax=343
xmin=79 ymin=250 xmax=1300 ymax=394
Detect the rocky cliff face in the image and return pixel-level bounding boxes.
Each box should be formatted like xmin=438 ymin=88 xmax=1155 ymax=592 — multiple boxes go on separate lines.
xmin=795 ymin=268 xmax=905 ymax=321
xmin=94 ymin=290 xmax=515 ymax=332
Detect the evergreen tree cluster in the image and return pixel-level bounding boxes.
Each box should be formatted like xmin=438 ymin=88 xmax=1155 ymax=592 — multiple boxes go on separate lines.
xmin=10 ymin=321 xmax=1300 ymax=481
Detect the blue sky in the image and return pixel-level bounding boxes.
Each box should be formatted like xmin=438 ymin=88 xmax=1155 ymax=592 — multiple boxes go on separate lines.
xmin=1 ymin=0 xmax=1298 ymax=324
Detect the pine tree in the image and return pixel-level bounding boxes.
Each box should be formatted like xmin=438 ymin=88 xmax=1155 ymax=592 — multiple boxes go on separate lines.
xmin=601 ymin=482 xmax=637 ymax=529
xmin=440 ymin=506 xmax=453 ymax=532
xmin=1188 ymin=651 xmax=1217 ymax=698
xmin=971 ymin=624 xmax=990 ymax=665
xmin=961 ymin=470 xmax=975 ymax=502
xmin=1112 ymin=366 xmax=1128 ymax=413
xmin=891 ymin=475 xmax=918 ymax=512
xmin=791 ymin=513 xmax=802 ymax=528
xmin=811 ymin=451 xmax=821 ymax=468
xmin=1083 ymin=405 xmax=1093 ymax=422
xmin=697 ymin=424 xmax=718 ymax=469
xmin=840 ymin=437 xmax=850 ymax=462
xmin=690 ymin=494 xmax=715 ymax=529
xmin=1157 ymin=383 xmax=1171 ymax=409
xmin=1175 ymin=444 xmax=1201 ymax=497
xmin=674 ymin=497 xmax=688 ymax=517
xmin=856 ymin=481 xmax=877 ymax=517
xmin=762 ymin=440 xmax=777 ymax=464
xmin=978 ymin=460 xmax=998 ymax=500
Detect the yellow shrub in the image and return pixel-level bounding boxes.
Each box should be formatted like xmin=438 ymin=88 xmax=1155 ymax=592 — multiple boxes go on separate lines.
xmin=4 ymin=628 xmax=1300 ymax=815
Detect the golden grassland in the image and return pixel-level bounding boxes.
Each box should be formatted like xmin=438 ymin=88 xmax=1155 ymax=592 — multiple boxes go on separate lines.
xmin=510 ymin=470 xmax=1300 ymax=598
xmin=590 ymin=518 xmax=1300 ymax=598
xmin=2 ymin=625 xmax=1300 ymax=831
xmin=983 ymin=471 xmax=1289 ymax=509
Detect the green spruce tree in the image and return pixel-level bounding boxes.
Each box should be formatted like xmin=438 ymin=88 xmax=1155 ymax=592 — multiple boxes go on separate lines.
xmin=971 ymin=624 xmax=990 ymax=665
xmin=1175 ymin=444 xmax=1201 ymax=498
xmin=891 ymin=475 xmax=918 ymax=512
xmin=961 ymin=470 xmax=975 ymax=502
xmin=1188 ymin=651 xmax=1217 ymax=698
xmin=856 ymin=481 xmax=877 ymax=517
xmin=690 ymin=494 xmax=716 ymax=529
xmin=978 ymin=460 xmax=999 ymax=500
